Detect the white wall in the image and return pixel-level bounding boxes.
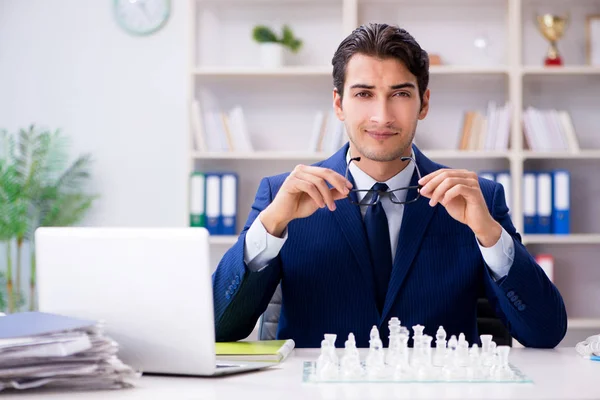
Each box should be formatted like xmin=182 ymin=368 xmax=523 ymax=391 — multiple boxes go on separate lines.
xmin=0 ymin=0 xmax=189 ymax=228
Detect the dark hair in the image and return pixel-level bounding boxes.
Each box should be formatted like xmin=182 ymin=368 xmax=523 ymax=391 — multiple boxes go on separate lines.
xmin=332 ymin=23 xmax=429 ymax=104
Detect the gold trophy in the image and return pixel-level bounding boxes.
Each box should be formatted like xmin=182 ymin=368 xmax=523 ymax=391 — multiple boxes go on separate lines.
xmin=536 ymin=14 xmax=569 ymax=66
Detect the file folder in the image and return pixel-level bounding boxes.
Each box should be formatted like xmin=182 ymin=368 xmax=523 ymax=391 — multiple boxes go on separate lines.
xmin=495 ymin=171 xmax=511 ymax=214
xmin=536 ymin=172 xmax=553 ymax=234
xmin=0 ymin=312 xmax=96 ymax=339
xmin=220 ymin=173 xmax=238 ymax=235
xmin=552 ymin=170 xmax=570 ymax=234
xmin=205 ymin=173 xmax=222 ymax=235
xmin=189 ymin=172 xmax=206 ymax=228
xmin=523 ymin=172 xmax=537 ymax=234
xmin=479 ymin=171 xmax=495 ymax=182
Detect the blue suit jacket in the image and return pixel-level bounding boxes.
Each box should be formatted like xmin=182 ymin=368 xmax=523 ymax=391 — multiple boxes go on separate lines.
xmin=212 ymin=144 xmax=567 ymax=348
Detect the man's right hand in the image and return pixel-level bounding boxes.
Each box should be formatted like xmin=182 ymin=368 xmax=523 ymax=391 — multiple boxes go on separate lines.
xmin=259 ymin=165 xmax=353 ymax=237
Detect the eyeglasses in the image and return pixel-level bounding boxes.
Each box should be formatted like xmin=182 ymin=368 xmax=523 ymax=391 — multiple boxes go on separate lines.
xmin=344 ymin=155 xmax=423 ymax=206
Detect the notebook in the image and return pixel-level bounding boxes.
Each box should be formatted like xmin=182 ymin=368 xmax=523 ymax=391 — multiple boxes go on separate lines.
xmin=216 ymin=339 xmax=295 ymax=362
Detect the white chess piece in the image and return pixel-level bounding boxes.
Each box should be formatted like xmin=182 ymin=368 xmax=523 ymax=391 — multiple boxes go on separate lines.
xmin=492 ymin=345 xmax=514 ymax=380
xmin=457 ymin=333 xmax=469 ymax=367
xmin=366 ymin=326 xmax=385 ymax=377
xmin=340 ymin=333 xmax=362 ymax=379
xmin=433 ymin=326 xmax=447 ymax=367
xmin=387 ymin=318 xmax=402 ymax=366
xmin=317 ymin=336 xmax=339 ymax=380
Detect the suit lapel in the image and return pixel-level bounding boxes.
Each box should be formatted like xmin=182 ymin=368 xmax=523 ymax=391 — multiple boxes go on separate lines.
xmin=381 ymin=145 xmax=440 ymax=323
xmin=325 ymin=144 xmax=377 ymax=304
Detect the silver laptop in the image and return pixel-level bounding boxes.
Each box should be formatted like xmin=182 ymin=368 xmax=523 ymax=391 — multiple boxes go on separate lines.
xmin=35 ymin=227 xmax=276 ymax=376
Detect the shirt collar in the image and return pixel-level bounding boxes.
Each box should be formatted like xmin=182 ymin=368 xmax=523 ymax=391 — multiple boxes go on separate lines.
xmin=346 ymin=148 xmax=416 ymax=204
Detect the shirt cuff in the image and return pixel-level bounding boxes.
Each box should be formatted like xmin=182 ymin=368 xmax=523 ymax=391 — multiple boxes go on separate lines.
xmin=477 ymin=227 xmax=515 ymax=280
xmin=243 ymin=213 xmax=288 ymax=272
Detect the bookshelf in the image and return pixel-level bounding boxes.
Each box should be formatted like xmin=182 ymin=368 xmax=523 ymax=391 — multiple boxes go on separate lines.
xmin=189 ymin=0 xmax=600 ymax=346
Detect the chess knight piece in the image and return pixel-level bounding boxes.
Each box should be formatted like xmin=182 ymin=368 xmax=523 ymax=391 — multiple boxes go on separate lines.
xmin=536 ymin=14 xmax=569 ymax=66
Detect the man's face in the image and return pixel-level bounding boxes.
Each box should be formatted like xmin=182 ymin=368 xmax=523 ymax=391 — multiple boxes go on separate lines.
xmin=333 ymin=53 xmax=430 ymax=162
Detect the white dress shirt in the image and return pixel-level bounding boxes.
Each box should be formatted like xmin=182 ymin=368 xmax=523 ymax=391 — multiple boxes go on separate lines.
xmin=243 ymin=151 xmax=515 ymax=280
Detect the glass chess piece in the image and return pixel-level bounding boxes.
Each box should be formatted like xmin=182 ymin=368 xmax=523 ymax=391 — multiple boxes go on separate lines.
xmin=411 ymin=324 xmax=425 ymax=367
xmin=480 ymin=334 xmax=493 ymax=368
xmin=456 ymin=333 xmax=470 ymax=367
xmin=324 ymin=334 xmax=338 ymax=364
xmin=416 ymin=335 xmax=434 ymax=381
xmin=387 ymin=318 xmax=402 ymax=367
xmin=485 ymin=341 xmax=497 ymax=368
xmin=492 ymin=345 xmax=514 ymax=381
xmin=316 ymin=337 xmax=339 ymax=380
xmin=365 ymin=326 xmax=385 ymax=378
xmin=433 ymin=326 xmax=447 ymax=367
xmin=392 ymin=332 xmax=411 ymax=381
xmin=340 ymin=333 xmax=362 ymax=380
xmin=466 ymin=343 xmax=483 ymax=380
xmin=442 ymin=334 xmax=459 ymax=381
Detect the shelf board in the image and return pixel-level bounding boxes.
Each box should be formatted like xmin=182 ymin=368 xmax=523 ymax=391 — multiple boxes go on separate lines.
xmin=193 ymin=65 xmax=509 ymax=78
xmin=523 ymin=234 xmax=600 ymax=245
xmin=522 ymin=66 xmax=600 ymax=76
xmin=568 ymin=318 xmax=600 ymax=329
xmin=193 ymin=151 xmax=329 ymax=161
xmin=209 ymin=235 xmax=238 ymax=245
xmin=425 ymin=150 xmax=511 ymax=159
xmin=193 ymin=66 xmax=332 ymax=77
xmin=522 ymin=150 xmax=600 ymax=160
xmin=429 ymin=65 xmax=509 ymax=75
xmin=193 ymin=150 xmax=512 ymax=161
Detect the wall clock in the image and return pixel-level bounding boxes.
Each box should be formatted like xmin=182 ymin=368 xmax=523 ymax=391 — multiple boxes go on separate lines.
xmin=114 ymin=0 xmax=171 ymax=36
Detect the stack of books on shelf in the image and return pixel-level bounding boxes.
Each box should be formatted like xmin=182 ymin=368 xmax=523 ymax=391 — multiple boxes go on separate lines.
xmin=189 ymin=172 xmax=238 ymax=236
xmin=522 ymin=107 xmax=579 ymax=152
xmin=307 ymin=110 xmax=346 ymax=153
xmin=190 ymin=90 xmax=254 ymax=153
xmin=457 ymin=101 xmax=511 ymax=151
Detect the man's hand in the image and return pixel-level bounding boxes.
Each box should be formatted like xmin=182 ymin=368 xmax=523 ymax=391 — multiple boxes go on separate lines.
xmin=418 ymin=169 xmax=502 ymax=247
xmin=260 ymin=165 xmax=353 ymax=237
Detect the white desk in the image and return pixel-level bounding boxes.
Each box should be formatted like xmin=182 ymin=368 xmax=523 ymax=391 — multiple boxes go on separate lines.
xmin=2 ymin=348 xmax=599 ymax=399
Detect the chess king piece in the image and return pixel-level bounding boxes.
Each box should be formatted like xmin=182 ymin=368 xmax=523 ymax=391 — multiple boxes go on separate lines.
xmin=536 ymin=14 xmax=569 ymax=66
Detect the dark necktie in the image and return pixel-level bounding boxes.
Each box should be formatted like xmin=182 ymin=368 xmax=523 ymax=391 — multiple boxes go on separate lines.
xmin=364 ymin=182 xmax=393 ymax=314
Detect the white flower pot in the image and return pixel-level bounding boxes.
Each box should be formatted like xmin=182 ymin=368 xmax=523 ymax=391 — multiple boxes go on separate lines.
xmin=259 ymin=43 xmax=284 ymax=68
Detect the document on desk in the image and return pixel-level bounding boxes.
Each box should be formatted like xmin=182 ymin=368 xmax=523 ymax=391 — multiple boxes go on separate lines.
xmin=0 ymin=312 xmax=140 ymax=392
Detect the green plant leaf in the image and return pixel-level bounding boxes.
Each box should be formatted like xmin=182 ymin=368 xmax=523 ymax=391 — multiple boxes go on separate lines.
xmin=280 ymin=25 xmax=303 ymax=53
xmin=40 ymin=192 xmax=98 ymax=228
xmin=282 ymin=25 xmax=294 ymax=44
xmin=0 ymin=126 xmax=97 ymax=242
xmin=252 ymin=25 xmax=278 ymax=43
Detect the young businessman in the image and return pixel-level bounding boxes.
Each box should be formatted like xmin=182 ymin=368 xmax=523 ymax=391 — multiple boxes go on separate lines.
xmin=212 ymin=23 xmax=567 ymax=348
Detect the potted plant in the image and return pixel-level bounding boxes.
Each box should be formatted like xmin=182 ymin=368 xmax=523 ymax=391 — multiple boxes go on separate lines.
xmin=0 ymin=126 xmax=97 ymax=312
xmin=252 ymin=24 xmax=303 ymax=68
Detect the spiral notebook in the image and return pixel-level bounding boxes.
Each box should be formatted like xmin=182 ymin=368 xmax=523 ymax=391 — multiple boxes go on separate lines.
xmin=215 ymin=339 xmax=295 ymax=363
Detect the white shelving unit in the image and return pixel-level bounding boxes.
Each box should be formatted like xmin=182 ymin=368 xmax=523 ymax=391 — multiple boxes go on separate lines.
xmin=189 ymin=0 xmax=600 ymax=346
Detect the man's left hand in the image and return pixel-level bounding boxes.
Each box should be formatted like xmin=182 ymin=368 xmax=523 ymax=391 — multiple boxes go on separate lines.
xmin=418 ymin=169 xmax=502 ymax=247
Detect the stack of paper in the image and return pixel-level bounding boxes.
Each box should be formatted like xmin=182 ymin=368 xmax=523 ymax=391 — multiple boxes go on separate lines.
xmin=0 ymin=312 xmax=140 ymax=392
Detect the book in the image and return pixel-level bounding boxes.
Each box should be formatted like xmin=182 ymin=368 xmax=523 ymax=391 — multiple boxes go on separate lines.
xmin=215 ymin=339 xmax=295 ymax=363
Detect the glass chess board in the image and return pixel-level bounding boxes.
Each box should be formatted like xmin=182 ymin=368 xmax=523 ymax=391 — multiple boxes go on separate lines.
xmin=302 ymin=361 xmax=532 ymax=383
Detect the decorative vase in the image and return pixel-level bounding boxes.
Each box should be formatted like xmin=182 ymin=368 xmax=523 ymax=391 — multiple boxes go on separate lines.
xmin=259 ymin=43 xmax=284 ymax=68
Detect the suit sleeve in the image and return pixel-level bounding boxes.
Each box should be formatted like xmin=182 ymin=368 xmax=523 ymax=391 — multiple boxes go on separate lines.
xmin=482 ymin=183 xmax=567 ymax=348
xmin=212 ymin=177 xmax=282 ymax=342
